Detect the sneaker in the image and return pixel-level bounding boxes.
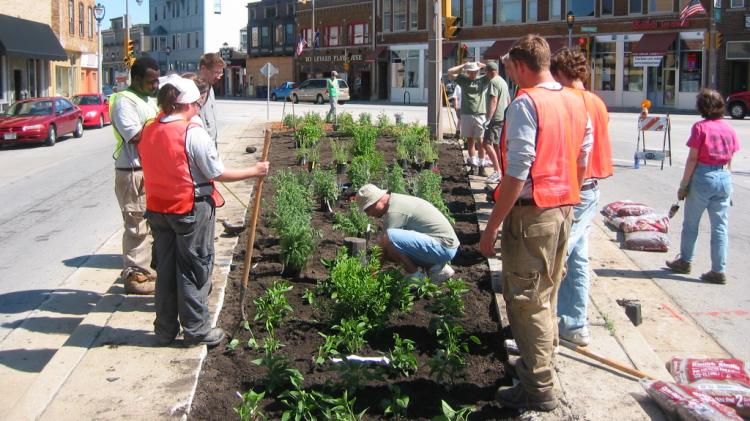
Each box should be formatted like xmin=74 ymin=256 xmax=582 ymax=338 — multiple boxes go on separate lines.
xmin=482 ymin=157 xmax=494 ymax=167
xmin=124 ymin=273 xmax=156 ymax=295
xmin=495 ymin=384 xmax=558 ymax=412
xmin=478 ymin=166 xmax=488 ymax=177
xmin=470 ymin=155 xmax=480 ymax=167
xmin=700 ymin=271 xmax=727 ymax=284
xmin=486 ymin=171 xmax=501 ymax=184
xmin=184 ymin=327 xmax=226 ymax=348
xmin=666 ymin=257 xmax=691 ymax=274
xmin=428 ymin=264 xmax=455 ymax=284
xmin=559 ymin=326 xmax=591 ymax=347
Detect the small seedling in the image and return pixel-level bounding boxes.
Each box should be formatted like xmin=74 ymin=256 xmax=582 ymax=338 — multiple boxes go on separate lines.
xmin=388 ymin=334 xmax=418 ymax=377
xmin=381 ymin=385 xmax=409 ymax=419
xmin=234 ymin=389 xmax=267 ymax=421
xmin=432 ymin=400 xmax=475 ymax=421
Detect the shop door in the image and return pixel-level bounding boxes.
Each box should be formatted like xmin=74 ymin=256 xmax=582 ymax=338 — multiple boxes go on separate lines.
xmin=646 ymin=66 xmax=677 ymax=108
xmin=378 ymin=62 xmax=388 ymax=99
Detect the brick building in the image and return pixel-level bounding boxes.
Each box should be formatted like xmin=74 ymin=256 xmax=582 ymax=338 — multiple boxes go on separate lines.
xmin=717 ymin=0 xmax=750 ymax=94
xmin=296 ymin=0 xmax=377 ymax=100
xmin=377 ymin=0 xmax=711 ymax=109
xmin=247 ymin=0 xmax=297 ymax=98
xmin=101 ymin=18 xmax=150 ymax=90
xmin=50 ymin=0 xmax=99 ymax=96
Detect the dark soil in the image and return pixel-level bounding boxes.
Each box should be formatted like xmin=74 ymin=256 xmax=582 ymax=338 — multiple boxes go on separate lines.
xmin=190 ymin=129 xmax=514 ymax=420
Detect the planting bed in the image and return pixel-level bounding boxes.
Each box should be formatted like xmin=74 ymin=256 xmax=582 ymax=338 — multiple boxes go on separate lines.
xmin=191 ymin=121 xmax=513 ymax=420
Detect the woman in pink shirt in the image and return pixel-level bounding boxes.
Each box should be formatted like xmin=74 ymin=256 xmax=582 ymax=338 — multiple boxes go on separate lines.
xmin=667 ymin=89 xmax=739 ymax=284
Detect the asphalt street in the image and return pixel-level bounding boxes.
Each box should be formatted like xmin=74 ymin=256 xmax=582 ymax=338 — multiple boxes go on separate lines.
xmin=0 ymin=98 xmax=747 ymax=361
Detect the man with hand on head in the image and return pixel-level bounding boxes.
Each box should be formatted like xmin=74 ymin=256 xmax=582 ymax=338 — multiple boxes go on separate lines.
xmin=447 ymin=61 xmax=488 ymax=174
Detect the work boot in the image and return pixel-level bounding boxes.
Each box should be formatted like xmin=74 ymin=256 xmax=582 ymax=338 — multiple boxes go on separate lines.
xmin=666 ymin=257 xmax=691 ymax=274
xmin=504 ymin=355 xmax=521 ymax=379
xmin=184 ymin=328 xmax=225 ymax=348
xmin=124 ymin=273 xmax=156 ymax=295
xmin=428 ymin=264 xmax=455 ymax=284
xmin=153 ymin=334 xmax=177 ymax=346
xmin=559 ymin=326 xmax=591 ymax=347
xmin=495 ymin=384 xmax=558 ymax=412
xmin=700 ymin=271 xmax=726 ymax=285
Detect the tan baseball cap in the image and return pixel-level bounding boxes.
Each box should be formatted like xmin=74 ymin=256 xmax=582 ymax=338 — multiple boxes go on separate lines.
xmin=357 ymin=184 xmax=388 ymax=211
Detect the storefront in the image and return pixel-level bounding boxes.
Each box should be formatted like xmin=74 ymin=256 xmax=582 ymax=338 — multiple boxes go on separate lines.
xmin=297 ymin=48 xmax=373 ymax=100
xmin=726 ymin=41 xmax=750 ymax=93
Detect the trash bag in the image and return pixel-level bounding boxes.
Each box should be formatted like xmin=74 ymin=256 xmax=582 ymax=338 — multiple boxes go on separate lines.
xmin=668 ymin=358 xmax=750 ymax=417
xmin=624 ymin=231 xmax=670 ymax=252
xmin=642 ymin=379 xmax=743 ymax=421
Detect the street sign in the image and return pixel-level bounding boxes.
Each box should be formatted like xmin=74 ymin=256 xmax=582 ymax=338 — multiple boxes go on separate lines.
xmin=633 ymin=55 xmax=663 ymax=67
xmin=260 ymin=62 xmax=279 ymax=77
xmin=581 ymin=26 xmax=597 ymax=33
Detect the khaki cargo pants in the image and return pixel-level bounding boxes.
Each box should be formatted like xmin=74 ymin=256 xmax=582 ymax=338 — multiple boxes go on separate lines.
xmin=501 ymin=204 xmax=573 ymax=396
xmin=114 ymin=169 xmax=153 ymax=278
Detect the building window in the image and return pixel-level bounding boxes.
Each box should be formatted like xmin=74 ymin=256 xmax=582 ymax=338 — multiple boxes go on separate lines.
xmin=78 ymin=2 xmax=84 ymax=37
xmin=351 ymin=22 xmax=369 ymax=44
xmin=391 ymin=49 xmax=420 ymax=88
xmin=288 ymin=4 xmax=294 ymax=15
xmin=730 ymin=0 xmax=744 ymax=6
xmin=623 ymin=42 xmax=644 ymax=91
xmin=88 ymin=6 xmax=94 ymax=38
xmin=567 ymin=0 xmax=594 ymax=17
xmin=187 ymin=32 xmax=192 ymax=49
xmin=251 ymin=27 xmax=259 ymax=47
xmin=680 ymin=39 xmax=703 ymax=92
xmin=394 ymin=0 xmax=407 ymax=31
xmin=276 ymin=24 xmax=284 ymax=46
xmin=160 ymin=36 xmax=167 ymax=51
xmin=214 ymin=0 xmax=221 ymax=14
xmin=176 ymin=1 xmax=180 ymax=17
xmin=601 ymin=0 xmax=613 ymax=15
xmin=195 ymin=0 xmax=199 ymax=14
xmin=172 ymin=34 xmax=176 ymax=50
xmin=325 ymin=26 xmax=340 ymax=46
xmin=69 ymin=0 xmax=75 ymax=35
xmin=649 ymin=0 xmax=671 ymax=12
xmin=463 ymin=0 xmax=473 ymax=26
xmin=549 ymin=0 xmax=561 ymax=19
xmin=483 ymin=0 xmax=493 ymax=24
xmin=154 ymin=7 xmax=158 ymax=21
xmin=593 ymin=41 xmax=616 ymax=91
xmin=527 ymin=0 xmax=538 ymax=21
xmin=261 ymin=26 xmax=270 ymax=47
xmin=629 ymin=0 xmax=642 ymax=13
xmin=250 ymin=8 xmax=256 ymax=20
xmin=285 ymin=24 xmax=295 ymax=45
xmin=498 ymin=0 xmax=522 ymax=22
xmin=452 ymin=0 xmax=461 ymax=20
xmin=266 ymin=6 xmax=276 ymax=18
xmin=409 ymin=0 xmax=418 ymax=30
xmin=383 ymin=0 xmax=392 ymax=32
xmin=177 ymin=33 xmax=182 ymax=50
xmin=195 ymin=31 xmax=199 ymax=48
xmin=163 ymin=5 xmax=166 ymax=19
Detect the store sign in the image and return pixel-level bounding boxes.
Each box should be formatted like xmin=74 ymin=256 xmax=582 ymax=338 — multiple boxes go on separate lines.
xmin=633 ymin=55 xmax=664 ymax=67
xmin=302 ymin=54 xmax=364 ymax=63
xmin=632 ymin=19 xmax=689 ymax=30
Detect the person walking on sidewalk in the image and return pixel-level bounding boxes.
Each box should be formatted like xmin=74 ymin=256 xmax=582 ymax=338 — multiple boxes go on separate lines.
xmin=198 ymin=53 xmax=225 ymax=149
xmin=482 ymin=61 xmax=511 ymax=184
xmin=326 ymin=71 xmax=340 ymax=123
xmin=479 ymin=35 xmax=591 ymax=412
xmin=550 ymin=48 xmax=613 ymax=347
xmin=666 ymin=89 xmax=739 ymax=285
xmin=109 ymin=56 xmax=160 ymax=295
xmin=448 ymin=61 xmax=488 ymax=174
xmin=357 ymin=184 xmax=459 ymax=283
xmin=138 ymin=74 xmax=270 ymax=347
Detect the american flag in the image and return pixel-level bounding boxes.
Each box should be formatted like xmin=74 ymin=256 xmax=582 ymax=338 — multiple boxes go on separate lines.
xmin=296 ymin=34 xmax=308 ymax=57
xmin=679 ymin=0 xmax=706 ymax=24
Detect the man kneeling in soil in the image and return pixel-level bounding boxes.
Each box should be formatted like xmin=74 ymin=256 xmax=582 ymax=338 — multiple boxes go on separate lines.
xmin=357 ymin=184 xmax=459 ymax=283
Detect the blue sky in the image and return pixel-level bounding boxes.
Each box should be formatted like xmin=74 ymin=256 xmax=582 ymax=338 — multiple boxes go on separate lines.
xmin=97 ymin=0 xmax=150 ymax=30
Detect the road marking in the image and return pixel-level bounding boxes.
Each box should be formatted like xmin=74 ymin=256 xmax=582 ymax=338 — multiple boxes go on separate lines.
xmin=660 ymin=303 xmax=686 ymax=321
xmin=693 ymin=309 xmax=750 ymax=318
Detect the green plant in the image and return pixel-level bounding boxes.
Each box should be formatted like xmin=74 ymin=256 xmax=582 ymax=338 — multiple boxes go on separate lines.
xmin=312 ymin=169 xmax=338 ymax=206
xmin=226 ymin=338 xmax=241 ymax=354
xmin=414 ymin=170 xmax=454 ymax=224
xmin=413 ymin=276 xmax=440 ymax=299
xmin=347 ymin=156 xmax=372 ymax=190
xmin=381 ymin=385 xmax=409 ymax=419
xmin=427 ymin=320 xmax=480 ymax=383
xmin=386 ymin=271 xmax=414 ymax=313
xmin=252 ymin=336 xmax=304 ymax=394
xmin=320 ymin=390 xmax=367 ymax=420
xmin=350 ymin=124 xmax=378 ymax=156
xmin=419 ymin=140 xmax=438 ymax=162
xmin=334 ymin=316 xmax=370 ymax=354
xmin=603 ymin=312 xmax=617 ymax=334
xmin=302 ymin=288 xmax=315 ymax=305
xmin=330 ymin=139 xmax=350 ymax=164
xmin=382 ymin=164 xmax=407 ymax=194
xmin=283 ymin=113 xmax=300 ymax=129
xmin=303 ymin=111 xmax=324 ymax=126
xmin=316 ymin=331 xmax=342 ymax=365
xmin=253 ymin=281 xmax=294 ymax=335
xmin=432 ymin=401 xmax=475 ymax=421
xmin=376 ymin=112 xmax=392 ymax=135
xmin=388 ymin=334 xmax=418 ymax=377
xmin=427 ymin=278 xmax=469 ymax=321
xmin=395 ymin=142 xmax=409 ymax=161
xmin=357 ymin=112 xmax=372 ymax=125
xmin=279 ymin=375 xmax=323 ymax=421
xmin=334 ymin=360 xmax=384 ymax=393
xmin=294 ymin=123 xmax=324 ymax=149
xmin=235 ymin=389 xmax=267 ymax=421
xmin=279 ymin=223 xmax=317 ymax=275
xmin=307 ymin=145 xmax=321 ymax=163
xmin=333 ymin=201 xmax=372 ymax=237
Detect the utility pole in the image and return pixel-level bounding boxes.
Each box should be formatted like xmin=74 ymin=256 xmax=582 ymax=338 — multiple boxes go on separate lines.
xmin=427 ymin=0 xmax=442 ymax=140
xmin=708 ymin=0 xmax=718 ymax=89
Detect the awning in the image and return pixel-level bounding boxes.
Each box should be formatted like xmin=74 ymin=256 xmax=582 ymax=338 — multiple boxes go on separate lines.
xmin=442 ymin=43 xmax=457 ymax=59
xmin=546 ymin=38 xmax=567 ymax=53
xmin=0 ymin=14 xmax=66 ymax=61
xmin=367 ymin=45 xmax=387 ymax=61
xmin=631 ymin=32 xmax=678 ymax=55
xmin=483 ymin=40 xmax=515 ymax=60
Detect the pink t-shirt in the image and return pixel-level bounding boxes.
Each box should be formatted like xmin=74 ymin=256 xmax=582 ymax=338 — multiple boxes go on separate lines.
xmin=686 ymin=119 xmax=740 ymax=166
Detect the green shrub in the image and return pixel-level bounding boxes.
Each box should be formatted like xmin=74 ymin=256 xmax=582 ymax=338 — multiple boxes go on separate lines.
xmin=381 ymin=165 xmax=407 ymax=194
xmin=419 ymin=140 xmax=438 ymax=162
xmin=350 ymin=124 xmax=378 ymax=157
xmin=324 ymin=249 xmax=391 ymax=325
xmin=330 ymin=139 xmax=350 ymax=164
xmin=347 ymin=156 xmax=372 ymax=190
xmin=376 ymin=112 xmax=392 ymax=135
xmin=357 ymin=112 xmax=372 ymax=125
xmin=253 ymin=281 xmax=294 ymax=335
xmin=333 ymin=201 xmax=372 ymax=237
xmin=414 ymin=170 xmax=454 ymax=224
xmin=279 ymin=223 xmax=317 ymax=274
xmin=294 ymin=122 xmax=324 ymax=148
xmin=282 ymin=113 xmax=299 ymax=128
xmin=270 ymin=170 xmax=316 ymax=274
xmin=302 ymin=111 xmax=324 ymax=126
xmin=312 ymin=169 xmax=338 ymax=206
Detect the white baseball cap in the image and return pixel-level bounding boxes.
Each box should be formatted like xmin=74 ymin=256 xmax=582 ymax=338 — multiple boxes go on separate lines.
xmin=158 ymin=74 xmax=201 ymax=104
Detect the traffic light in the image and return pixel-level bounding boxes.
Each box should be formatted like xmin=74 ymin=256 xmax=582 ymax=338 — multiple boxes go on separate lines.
xmin=715 ymin=32 xmax=722 ymax=49
xmin=441 ymin=0 xmax=462 ymax=39
xmin=127 ymin=39 xmax=135 ymax=58
xmin=577 ymin=37 xmax=590 ymax=59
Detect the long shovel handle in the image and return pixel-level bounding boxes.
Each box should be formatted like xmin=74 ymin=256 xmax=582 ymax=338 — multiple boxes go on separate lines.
xmin=240 ymin=128 xmax=272 ymax=320
xmin=560 ymin=339 xmax=656 ymax=380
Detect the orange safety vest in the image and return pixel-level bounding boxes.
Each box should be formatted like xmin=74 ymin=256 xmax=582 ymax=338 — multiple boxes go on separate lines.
xmin=496 ymin=86 xmax=588 ymax=208
xmin=139 ymin=117 xmax=225 ymax=214
xmin=580 ymin=90 xmax=613 ymax=180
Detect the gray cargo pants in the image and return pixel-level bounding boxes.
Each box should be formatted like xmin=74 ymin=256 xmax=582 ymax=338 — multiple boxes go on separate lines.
xmin=146 ymin=200 xmax=215 ymax=340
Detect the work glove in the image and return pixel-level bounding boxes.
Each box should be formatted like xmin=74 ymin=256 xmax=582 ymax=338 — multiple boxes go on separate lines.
xmin=677 ymin=180 xmax=689 ymax=200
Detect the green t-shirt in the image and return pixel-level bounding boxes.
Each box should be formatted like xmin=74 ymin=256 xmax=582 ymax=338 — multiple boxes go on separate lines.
xmin=327 ymin=78 xmax=339 ymax=97
xmin=487 ymin=75 xmax=511 ymax=122
xmin=453 ymin=74 xmax=488 ymax=115
xmin=383 ymin=193 xmax=460 ymax=249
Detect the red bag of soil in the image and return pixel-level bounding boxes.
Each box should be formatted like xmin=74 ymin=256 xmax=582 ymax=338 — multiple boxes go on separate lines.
xmin=642 ymin=379 xmax=743 ymax=421
xmin=606 ymin=214 xmax=670 ymax=233
xmin=668 ymin=357 xmax=750 ymax=417
xmin=602 ymin=200 xmax=652 ymax=218
xmin=624 ymin=231 xmax=670 ymax=252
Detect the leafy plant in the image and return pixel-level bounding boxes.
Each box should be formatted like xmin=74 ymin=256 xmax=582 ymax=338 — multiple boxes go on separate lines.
xmin=279 ymin=375 xmax=323 ymax=421
xmin=376 ymin=112 xmax=393 ymax=135
xmin=382 ymin=164 xmax=407 ymax=194
xmin=279 ymin=223 xmax=318 ymax=275
xmin=253 ymin=281 xmax=294 ymax=335
xmin=333 ymin=201 xmax=373 ymax=237
xmin=252 ymin=336 xmax=304 ymax=394
xmin=388 ymin=334 xmax=418 ymax=377
xmin=294 ymin=122 xmax=324 ymax=148
xmin=283 ymin=113 xmax=300 ymax=129
xmin=312 ymin=169 xmax=338 ymax=206
xmin=316 ymin=331 xmax=342 ymax=365
xmin=350 ymin=124 xmax=378 ymax=157
xmin=302 ymin=111 xmax=324 ymax=126
xmin=381 ymin=385 xmax=409 ymax=419
xmin=413 ymin=276 xmax=440 ymax=299
xmin=226 ymin=338 xmax=241 ymax=354
xmin=357 ymin=112 xmax=372 ymax=125
xmin=334 ymin=360 xmax=384 ymax=393
xmin=320 ymin=390 xmax=367 ymax=420
xmin=419 ymin=140 xmax=438 ymax=163
xmin=334 ymin=316 xmax=371 ymax=354
xmin=307 ymin=145 xmax=321 ymax=164
xmin=302 ymin=288 xmax=315 ymax=305
xmin=427 ymin=278 xmax=469 ymax=321
xmin=330 ymin=139 xmax=350 ymax=164
xmin=395 ymin=142 xmax=409 ymax=161
xmin=235 ymin=389 xmax=267 ymax=421
xmin=432 ymin=401 xmax=476 ymax=421
xmin=427 ymin=320 xmax=480 ymax=384
xmin=414 ymin=170 xmax=454 ymax=224
xmin=347 ymin=156 xmax=372 ymax=190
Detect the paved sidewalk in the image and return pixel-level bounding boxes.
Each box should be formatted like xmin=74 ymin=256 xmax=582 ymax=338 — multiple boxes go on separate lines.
xmin=0 ymin=121 xmax=267 ymax=420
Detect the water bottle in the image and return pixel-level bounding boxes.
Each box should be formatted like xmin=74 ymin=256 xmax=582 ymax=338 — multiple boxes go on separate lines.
xmin=633 ymin=152 xmax=640 ymax=169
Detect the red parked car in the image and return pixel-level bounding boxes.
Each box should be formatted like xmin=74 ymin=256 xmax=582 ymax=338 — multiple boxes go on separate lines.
xmin=72 ymin=93 xmax=111 ymax=128
xmin=727 ymin=91 xmax=749 ymax=120
xmin=0 ymin=97 xmax=83 ymax=147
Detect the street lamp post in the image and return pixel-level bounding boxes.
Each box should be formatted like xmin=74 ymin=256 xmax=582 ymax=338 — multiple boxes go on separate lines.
xmin=94 ymin=3 xmax=106 ymax=94
xmin=165 ymin=47 xmax=171 ymax=73
xmin=221 ymin=42 xmax=230 ymax=96
xmin=567 ymin=11 xmax=575 ymax=48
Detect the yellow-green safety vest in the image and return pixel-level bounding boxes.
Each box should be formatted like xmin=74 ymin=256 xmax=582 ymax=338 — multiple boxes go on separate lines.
xmin=109 ymin=89 xmax=158 ymax=160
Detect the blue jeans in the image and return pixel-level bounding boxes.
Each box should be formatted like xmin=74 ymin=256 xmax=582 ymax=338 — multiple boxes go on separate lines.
xmin=680 ymin=164 xmax=732 ymax=273
xmin=387 ymin=228 xmax=458 ymax=268
xmin=558 ymin=185 xmax=600 ymax=334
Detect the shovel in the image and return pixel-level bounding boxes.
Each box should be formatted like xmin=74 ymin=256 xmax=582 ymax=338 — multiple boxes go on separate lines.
xmin=239 ymin=128 xmax=272 ymax=321
xmin=668 ymin=199 xmax=683 ymax=219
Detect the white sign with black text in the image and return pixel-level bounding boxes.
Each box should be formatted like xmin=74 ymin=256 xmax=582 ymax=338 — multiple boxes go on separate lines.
xmin=633 ymin=55 xmax=664 ymax=67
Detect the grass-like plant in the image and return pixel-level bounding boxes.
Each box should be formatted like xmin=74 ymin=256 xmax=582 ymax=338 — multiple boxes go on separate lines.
xmin=419 ymin=140 xmax=438 ymax=163
xmin=382 ymin=164 xmax=407 ymax=195
xmin=282 ymin=113 xmax=299 ymax=129
xmin=312 ymin=169 xmax=338 ymax=207
xmin=330 ymin=139 xmax=350 ymax=164
xmin=294 ymin=123 xmax=324 ymax=148
xmin=414 ymin=170 xmax=454 ymax=224
xmin=279 ymin=223 xmax=317 ymax=275
xmin=347 ymin=155 xmax=373 ymax=190
xmin=333 ymin=201 xmax=372 ymax=237
xmin=358 ymin=112 xmax=372 ymax=125
xmin=376 ymin=112 xmax=392 ymax=136
xmin=350 ymin=124 xmax=378 ymax=157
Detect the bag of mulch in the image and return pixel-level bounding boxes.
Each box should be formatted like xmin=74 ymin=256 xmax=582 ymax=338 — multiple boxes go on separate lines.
xmin=602 ymin=200 xmax=652 ymax=218
xmin=668 ymin=357 xmax=750 ymax=417
xmin=642 ymin=379 xmax=743 ymax=421
xmin=624 ymin=231 xmax=670 ymax=252
xmin=608 ymin=214 xmax=670 ymax=233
